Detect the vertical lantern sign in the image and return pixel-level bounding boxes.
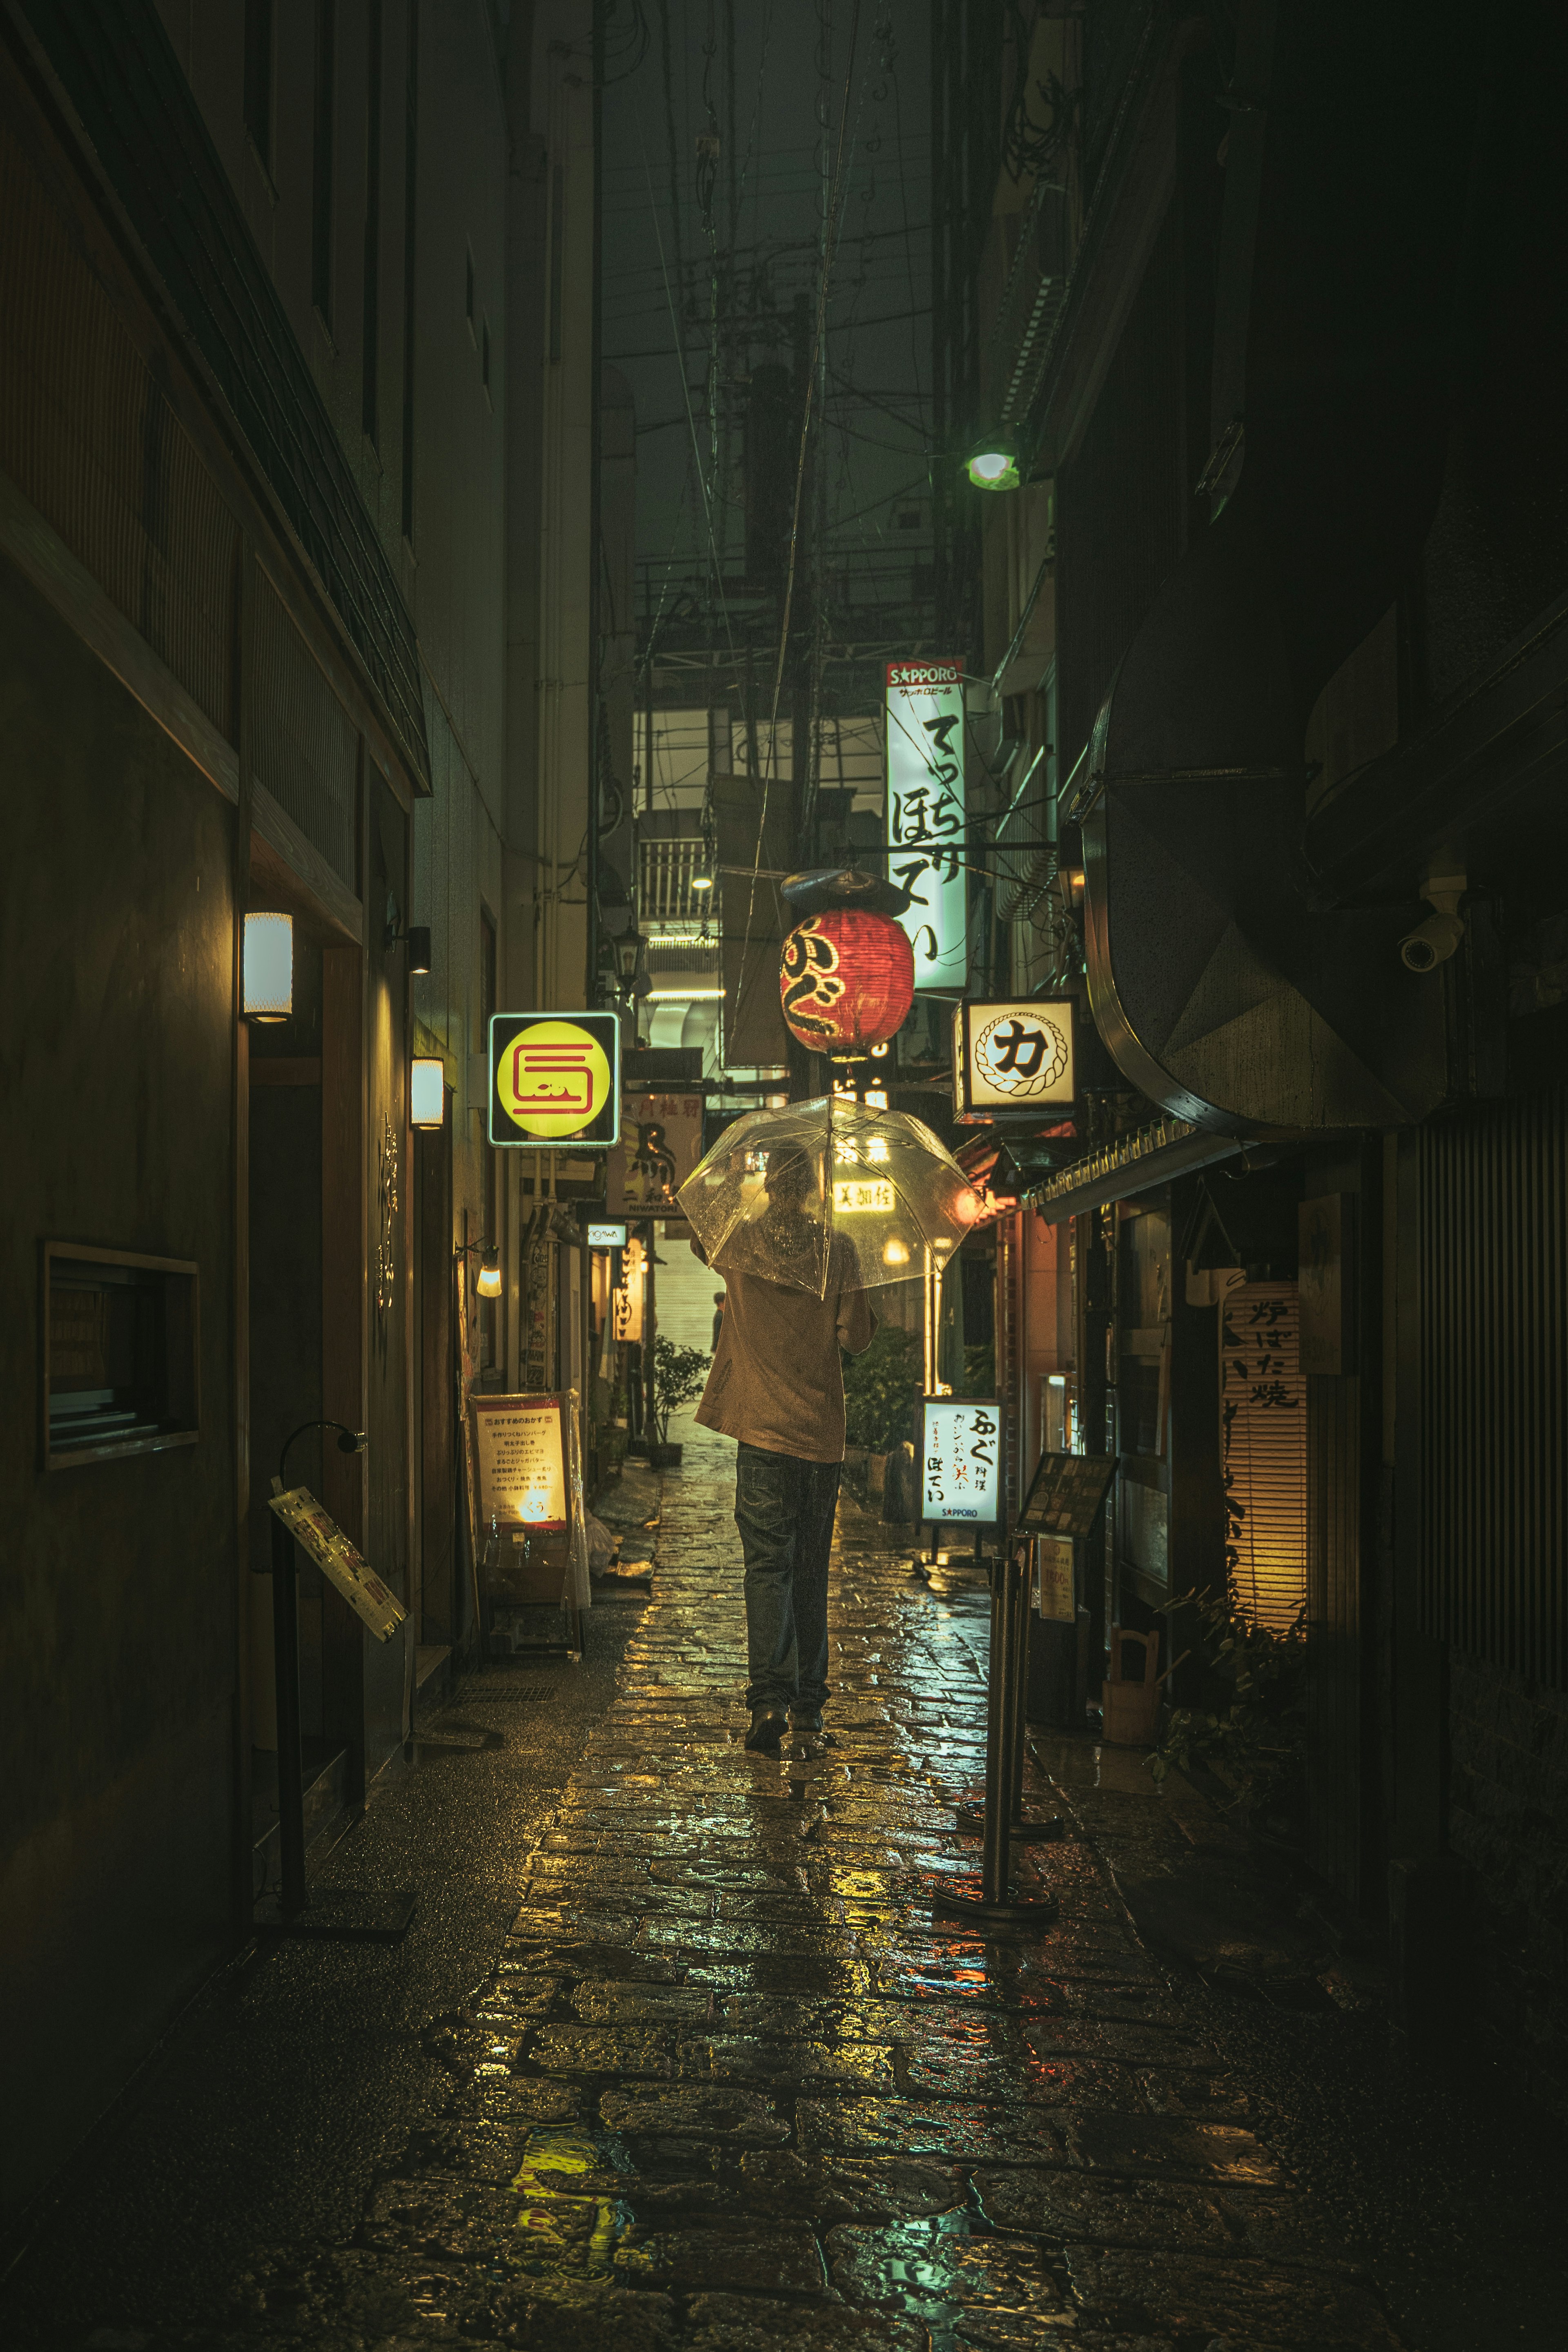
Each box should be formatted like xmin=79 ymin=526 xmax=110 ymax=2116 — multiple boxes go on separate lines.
xmin=886 ymin=659 xmax=967 ymax=992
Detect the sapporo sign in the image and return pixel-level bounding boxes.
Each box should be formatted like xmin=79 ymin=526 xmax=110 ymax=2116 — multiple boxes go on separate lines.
xmin=920 ymin=1397 xmax=1001 ymax=1523
xmin=488 ymin=1012 xmax=621 ymax=1149
xmin=952 ymin=996 xmax=1076 ymax=1120
xmin=885 ymin=658 xmax=967 ymax=993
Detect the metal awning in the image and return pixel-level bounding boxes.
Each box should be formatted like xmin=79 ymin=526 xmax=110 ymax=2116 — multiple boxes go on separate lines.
xmin=1029 ymin=1116 xmax=1243 ymax=1223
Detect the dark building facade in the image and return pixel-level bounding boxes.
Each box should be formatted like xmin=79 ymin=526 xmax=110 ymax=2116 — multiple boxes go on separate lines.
xmin=978 ymin=0 xmax=1568 ymax=2110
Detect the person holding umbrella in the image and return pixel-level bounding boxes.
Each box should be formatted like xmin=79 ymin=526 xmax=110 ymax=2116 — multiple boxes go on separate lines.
xmin=681 ymin=1098 xmax=980 ymax=1757
xmin=690 ymin=1148 xmax=875 ymax=1754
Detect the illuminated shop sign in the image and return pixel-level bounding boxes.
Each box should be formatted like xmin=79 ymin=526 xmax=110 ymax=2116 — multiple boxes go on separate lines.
xmin=488 ymin=1013 xmax=621 ymax=1148
xmin=920 ymin=1396 xmax=1000 ymax=1523
xmin=886 ymin=658 xmax=967 ymax=993
xmin=952 ymin=997 xmax=1076 ymax=1121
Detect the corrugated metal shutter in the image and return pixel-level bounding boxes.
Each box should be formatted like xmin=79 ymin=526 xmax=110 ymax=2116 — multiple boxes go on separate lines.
xmin=1222 ymin=1280 xmax=1308 ymax=1629
xmin=252 ymin=568 xmax=360 ymax=891
xmin=1419 ymin=1089 xmax=1568 ymax=1687
xmin=0 ymin=113 xmax=239 ymax=739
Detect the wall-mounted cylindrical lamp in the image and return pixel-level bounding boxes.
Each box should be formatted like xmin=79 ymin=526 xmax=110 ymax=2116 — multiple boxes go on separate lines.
xmin=243 ymin=912 xmax=293 ymax=1022
xmin=411 ymin=1057 xmax=445 ymax=1128
xmin=384 ymin=916 xmax=432 ymax=973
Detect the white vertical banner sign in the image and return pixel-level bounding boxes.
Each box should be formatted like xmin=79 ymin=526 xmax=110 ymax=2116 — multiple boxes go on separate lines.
xmin=886 ymin=658 xmax=967 ymax=991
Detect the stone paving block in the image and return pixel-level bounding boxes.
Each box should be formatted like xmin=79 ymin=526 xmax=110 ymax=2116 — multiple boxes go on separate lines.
xmin=406 ymin=2114 xmax=541 ymax=2183
xmin=1063 ymin=2251 xmax=1403 ymax=2348
xmin=678 ymin=2034 xmax=897 ymax=2089
xmin=900 ymin=2042 xmax=1143 ymax=2108
xmin=827 ymin=2216 xmax=1070 ymax=2344
xmin=614 ymin=2221 xmax=829 ymax=2293
xmin=1064 ymin=2114 xmax=1284 ymax=2186
xmin=797 ymin=2096 xmax=1062 ymax=2162
xmin=1137 ymin=2065 xmax=1253 ymax=2117
xmin=528 ymin=2025 xmax=675 ymax=2076
xmin=489 ymin=2274 xmax=679 ymax=2350
xmin=480 ymin=1971 xmax=564 ymax=2015
xmin=529 ymin=1944 xmax=690 ymax=1983
xmin=683 ymin=2291 xmax=928 ymax=2352
xmin=506 ymin=1907 xmax=645 ymax=1946
xmin=469 ymin=2074 xmax=584 ymax=2125
xmin=362 ymin=2171 xmax=517 ymax=2260
xmin=599 ymin=2085 xmax=792 ymax=2143
xmin=572 ymin=1979 xmax=715 ymax=2024
xmin=740 ymin=2149 xmax=967 ymax=2221
xmin=972 ymin=2166 xmax=1236 ymax=2245
xmin=229 ymin=2245 xmax=501 ymax=2344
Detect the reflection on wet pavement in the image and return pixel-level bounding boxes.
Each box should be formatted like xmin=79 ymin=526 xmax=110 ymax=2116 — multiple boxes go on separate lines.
xmin=176 ymin=1423 xmax=1423 ymax=2351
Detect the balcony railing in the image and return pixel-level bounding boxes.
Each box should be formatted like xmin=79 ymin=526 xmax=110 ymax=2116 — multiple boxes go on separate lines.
xmin=638 ymin=837 xmax=710 ymax=926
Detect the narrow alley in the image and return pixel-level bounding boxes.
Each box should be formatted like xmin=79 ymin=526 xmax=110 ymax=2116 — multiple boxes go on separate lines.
xmin=5 ymin=9 xmax=1568 ymax=2344
xmin=6 ymin=1426 xmax=1559 ymax=2351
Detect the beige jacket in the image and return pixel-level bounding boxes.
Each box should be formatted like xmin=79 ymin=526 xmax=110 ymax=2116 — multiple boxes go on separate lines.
xmin=693 ymin=1235 xmax=876 ymax=1462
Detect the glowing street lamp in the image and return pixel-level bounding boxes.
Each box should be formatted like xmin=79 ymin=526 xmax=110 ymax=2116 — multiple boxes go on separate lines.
xmin=964 ymin=433 xmax=1020 ymax=492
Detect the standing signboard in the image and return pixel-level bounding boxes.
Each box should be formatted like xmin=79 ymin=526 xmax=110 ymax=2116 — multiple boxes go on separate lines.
xmin=952 ymin=998 xmax=1077 ymax=1122
xmin=886 ymin=658 xmax=967 ymax=993
xmin=467 ymin=1389 xmax=592 ymax=1627
xmin=920 ymin=1398 xmax=1001 ymax=1522
xmin=488 ymin=1012 xmax=621 ymax=1149
xmin=267 ymin=1487 xmax=406 ymax=1641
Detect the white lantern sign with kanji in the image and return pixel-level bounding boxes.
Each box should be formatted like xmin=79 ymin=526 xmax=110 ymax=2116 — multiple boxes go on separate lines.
xmin=920 ymin=1397 xmax=1001 ymax=1523
xmin=885 ymin=659 xmax=968 ymax=993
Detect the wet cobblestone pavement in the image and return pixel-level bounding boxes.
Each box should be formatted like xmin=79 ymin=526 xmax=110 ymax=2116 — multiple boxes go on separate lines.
xmin=8 ymin=1433 xmax=1564 ymax=2350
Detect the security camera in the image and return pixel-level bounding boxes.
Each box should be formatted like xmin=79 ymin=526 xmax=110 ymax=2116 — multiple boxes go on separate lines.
xmin=1399 ymin=864 xmax=1466 ymax=973
xmin=1399 ymin=911 xmax=1465 ymax=972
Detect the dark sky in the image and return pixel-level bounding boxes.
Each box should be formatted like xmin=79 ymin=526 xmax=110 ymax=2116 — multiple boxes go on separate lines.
xmin=600 ymin=0 xmax=935 ymax=618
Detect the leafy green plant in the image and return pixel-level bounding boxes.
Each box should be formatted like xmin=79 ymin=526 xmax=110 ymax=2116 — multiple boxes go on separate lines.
xmin=651 ymin=1336 xmax=709 ymax=1444
xmin=842 ymin=1323 xmax=920 ymax=1451
xmin=962 ymin=1339 xmax=997 ymax=1398
xmin=1147 ymin=1586 xmax=1308 ymax=1834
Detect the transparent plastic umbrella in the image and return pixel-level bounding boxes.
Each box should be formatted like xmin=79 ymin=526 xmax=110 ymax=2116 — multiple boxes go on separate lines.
xmin=677 ymin=1095 xmax=982 ymax=1298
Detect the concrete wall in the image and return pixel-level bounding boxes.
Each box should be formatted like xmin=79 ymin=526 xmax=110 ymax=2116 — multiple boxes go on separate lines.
xmin=1449 ymin=1654 xmax=1568 ymax=2117
xmin=0 ymin=559 xmax=238 ymax=2218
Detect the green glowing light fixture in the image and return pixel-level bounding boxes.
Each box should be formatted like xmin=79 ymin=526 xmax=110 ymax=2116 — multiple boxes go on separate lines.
xmin=964 ymin=433 xmax=1020 ymax=492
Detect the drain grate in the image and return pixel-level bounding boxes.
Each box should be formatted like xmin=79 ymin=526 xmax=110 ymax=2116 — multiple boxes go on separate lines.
xmin=463 ymin=1685 xmax=556 ymax=1703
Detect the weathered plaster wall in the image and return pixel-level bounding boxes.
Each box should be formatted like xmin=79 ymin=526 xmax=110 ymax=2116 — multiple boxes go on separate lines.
xmin=0 ymin=559 xmax=238 ymax=2220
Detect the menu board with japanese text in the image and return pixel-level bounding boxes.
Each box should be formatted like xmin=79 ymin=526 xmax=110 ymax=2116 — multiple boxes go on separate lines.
xmin=470 ymin=1393 xmax=569 ymax=1531
xmin=920 ymin=1398 xmax=1000 ymax=1523
xmin=1016 ymin=1450 xmax=1117 ymax=1540
xmin=268 ymin=1486 xmax=406 ymax=1643
xmin=1034 ymin=1534 xmax=1077 ymax=1622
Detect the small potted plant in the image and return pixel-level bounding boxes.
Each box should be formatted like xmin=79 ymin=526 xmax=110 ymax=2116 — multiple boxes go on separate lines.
xmin=648 ymin=1335 xmax=709 ymax=1468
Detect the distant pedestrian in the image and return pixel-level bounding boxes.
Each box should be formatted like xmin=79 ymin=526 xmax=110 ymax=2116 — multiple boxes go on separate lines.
xmin=692 ymin=1155 xmax=875 ymax=1754
xmin=711 ymin=1291 xmax=726 ymax=1351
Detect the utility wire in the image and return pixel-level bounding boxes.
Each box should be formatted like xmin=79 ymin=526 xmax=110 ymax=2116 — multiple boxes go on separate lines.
xmin=733 ymin=0 xmax=867 ymax=1049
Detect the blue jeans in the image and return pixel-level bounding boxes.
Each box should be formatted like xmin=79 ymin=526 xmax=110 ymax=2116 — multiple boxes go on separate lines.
xmin=734 ymin=1443 xmax=841 ymax=1717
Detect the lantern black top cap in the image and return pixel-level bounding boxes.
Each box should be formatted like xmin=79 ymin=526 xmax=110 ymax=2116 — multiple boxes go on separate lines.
xmin=782 ymin=866 xmax=913 ymax=918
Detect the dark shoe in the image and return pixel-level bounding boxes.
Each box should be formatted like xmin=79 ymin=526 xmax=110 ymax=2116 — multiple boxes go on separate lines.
xmin=790 ymin=1711 xmax=824 ymax=1743
xmin=744 ymin=1707 xmax=787 ymax=1754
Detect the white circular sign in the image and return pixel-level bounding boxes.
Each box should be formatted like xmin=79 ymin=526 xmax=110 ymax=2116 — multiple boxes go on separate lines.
xmin=973 ymin=1011 xmax=1069 ymax=1098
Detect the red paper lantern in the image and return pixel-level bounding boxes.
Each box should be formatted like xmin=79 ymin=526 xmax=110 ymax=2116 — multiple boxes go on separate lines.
xmin=779 ymin=909 xmax=915 ymax=1051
